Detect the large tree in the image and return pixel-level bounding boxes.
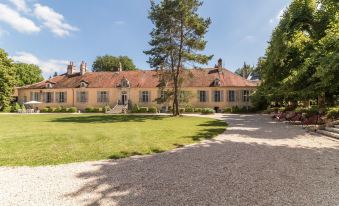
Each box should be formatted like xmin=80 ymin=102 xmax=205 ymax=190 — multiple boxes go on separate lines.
xmin=14 ymin=63 xmax=44 ymax=87
xmin=144 ymin=0 xmax=212 ymax=116
xmin=235 ymin=62 xmax=254 ymax=79
xmin=0 ymin=49 xmax=16 ymax=111
xmin=92 ymin=55 xmax=137 ymax=72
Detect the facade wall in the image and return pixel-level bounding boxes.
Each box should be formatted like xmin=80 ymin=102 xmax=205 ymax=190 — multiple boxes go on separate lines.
xmin=18 ymin=86 xmax=255 ymax=111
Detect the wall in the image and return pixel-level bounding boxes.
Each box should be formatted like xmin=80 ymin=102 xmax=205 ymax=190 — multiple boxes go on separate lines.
xmin=17 ymin=86 xmax=255 ymax=111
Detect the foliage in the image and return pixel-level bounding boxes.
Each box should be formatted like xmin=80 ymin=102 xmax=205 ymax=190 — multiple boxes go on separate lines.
xmin=139 ymin=107 xmax=149 ymax=113
xmin=255 ymin=0 xmax=339 ymax=106
xmin=223 ymin=107 xmax=232 ymax=113
xmin=131 ymin=104 xmax=140 ymax=113
xmin=144 ymin=0 xmax=212 ymax=115
xmin=326 ymin=107 xmax=339 ymax=119
xmin=235 ymin=62 xmax=254 ymax=79
xmin=194 ymin=108 xmax=202 ymax=113
xmin=85 ymin=107 xmax=95 ymax=113
xmin=0 ymin=114 xmax=226 ymax=166
xmin=10 ymin=103 xmax=21 ymax=112
xmin=148 ymin=107 xmax=157 ymax=113
xmin=201 ymin=108 xmax=215 ymax=114
xmin=185 ymin=106 xmax=194 ymax=113
xmin=14 ymin=63 xmax=43 ymax=87
xmin=69 ymin=107 xmax=77 ymax=113
xmin=92 ymin=55 xmax=137 ymax=72
xmin=0 ymin=49 xmax=16 ymax=111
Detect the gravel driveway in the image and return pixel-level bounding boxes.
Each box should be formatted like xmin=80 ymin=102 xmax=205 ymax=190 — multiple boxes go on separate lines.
xmin=1 ymin=114 xmax=338 ymax=206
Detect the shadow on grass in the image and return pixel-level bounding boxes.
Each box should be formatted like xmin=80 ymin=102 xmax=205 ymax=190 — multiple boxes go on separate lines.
xmin=51 ymin=115 xmax=167 ymax=123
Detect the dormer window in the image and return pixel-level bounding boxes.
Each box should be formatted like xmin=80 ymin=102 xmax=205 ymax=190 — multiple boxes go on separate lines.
xmin=121 ymin=78 xmax=130 ymax=88
xmin=80 ymin=81 xmax=88 ymax=88
xmin=46 ymin=83 xmax=53 ymax=88
xmin=212 ymin=78 xmax=221 ymax=87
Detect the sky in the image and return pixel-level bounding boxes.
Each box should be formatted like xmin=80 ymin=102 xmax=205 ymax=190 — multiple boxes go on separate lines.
xmin=0 ymin=0 xmax=291 ymax=78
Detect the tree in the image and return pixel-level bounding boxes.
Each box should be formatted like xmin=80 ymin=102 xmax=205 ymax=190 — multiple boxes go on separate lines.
xmin=0 ymin=49 xmax=16 ymax=111
xmin=144 ymin=0 xmax=212 ymax=116
xmin=53 ymin=72 xmax=58 ymax=77
xmin=92 ymin=55 xmax=137 ymax=72
xmin=235 ymin=62 xmax=254 ymax=79
xmin=14 ymin=63 xmax=44 ymax=87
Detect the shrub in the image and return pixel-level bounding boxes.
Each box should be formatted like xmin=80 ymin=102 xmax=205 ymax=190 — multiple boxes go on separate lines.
xmin=131 ymin=104 xmax=140 ymax=113
xmin=223 ymin=107 xmax=232 ymax=113
xmin=21 ymin=104 xmax=26 ymax=113
xmin=11 ymin=103 xmax=21 ymax=112
xmin=55 ymin=106 xmax=63 ymax=113
xmin=201 ymin=108 xmax=215 ymax=114
xmin=231 ymin=106 xmax=240 ymax=113
xmin=104 ymin=105 xmax=111 ymax=112
xmin=85 ymin=107 xmax=95 ymax=113
xmin=49 ymin=107 xmax=56 ymax=112
xmin=179 ymin=108 xmax=185 ymax=113
xmin=42 ymin=108 xmax=50 ymax=113
xmin=295 ymin=107 xmax=307 ymax=113
xmin=69 ymin=107 xmax=77 ymax=113
xmin=326 ymin=107 xmax=339 ymax=120
xmin=185 ymin=107 xmax=194 ymax=113
xmin=194 ymin=108 xmax=202 ymax=113
xmin=148 ymin=107 xmax=157 ymax=113
xmin=278 ymin=107 xmax=286 ymax=112
xmin=139 ymin=107 xmax=148 ymax=113
xmin=62 ymin=107 xmax=69 ymax=113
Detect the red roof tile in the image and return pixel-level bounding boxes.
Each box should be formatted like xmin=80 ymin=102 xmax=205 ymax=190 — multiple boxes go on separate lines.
xmin=20 ymin=68 xmax=257 ymax=89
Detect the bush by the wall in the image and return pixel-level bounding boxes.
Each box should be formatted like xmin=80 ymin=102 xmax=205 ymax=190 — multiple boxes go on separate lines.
xmin=42 ymin=107 xmax=50 ymax=113
xmin=148 ymin=107 xmax=157 ymax=113
xmin=11 ymin=103 xmax=21 ymax=112
xmin=185 ymin=107 xmax=194 ymax=113
xmin=223 ymin=107 xmax=232 ymax=113
xmin=139 ymin=107 xmax=148 ymax=113
xmin=179 ymin=108 xmax=185 ymax=113
xmin=69 ymin=107 xmax=77 ymax=113
xmin=194 ymin=108 xmax=202 ymax=113
xmin=85 ymin=107 xmax=95 ymax=113
xmin=201 ymin=108 xmax=215 ymax=114
xmin=49 ymin=107 xmax=56 ymax=112
xmin=131 ymin=104 xmax=140 ymax=113
xmin=326 ymin=107 xmax=339 ymax=120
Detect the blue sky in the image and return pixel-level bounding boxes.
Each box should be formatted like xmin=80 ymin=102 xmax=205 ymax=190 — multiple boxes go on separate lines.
xmin=0 ymin=0 xmax=291 ymax=78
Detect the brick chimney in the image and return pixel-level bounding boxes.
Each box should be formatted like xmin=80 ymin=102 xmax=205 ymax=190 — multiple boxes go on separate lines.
xmin=118 ymin=61 xmax=122 ymax=72
xmin=80 ymin=61 xmax=87 ymax=75
xmin=67 ymin=61 xmax=76 ymax=75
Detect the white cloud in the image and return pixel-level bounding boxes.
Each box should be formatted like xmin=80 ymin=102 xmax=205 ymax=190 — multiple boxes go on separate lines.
xmin=114 ymin=20 xmax=125 ymax=25
xmin=0 ymin=3 xmax=40 ymax=33
xmin=9 ymin=0 xmax=30 ymax=12
xmin=34 ymin=3 xmax=78 ymax=37
xmin=242 ymin=35 xmax=255 ymax=43
xmin=11 ymin=52 xmax=69 ymax=78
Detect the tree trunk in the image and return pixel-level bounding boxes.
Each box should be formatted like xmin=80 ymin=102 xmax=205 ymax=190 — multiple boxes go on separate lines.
xmin=173 ymin=77 xmax=180 ymax=116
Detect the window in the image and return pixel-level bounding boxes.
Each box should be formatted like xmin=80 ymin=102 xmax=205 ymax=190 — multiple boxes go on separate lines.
xmin=77 ymin=91 xmax=88 ymax=103
xmin=97 ymin=91 xmax=108 ymax=103
xmin=31 ymin=92 xmax=40 ymax=101
xmin=121 ymin=79 xmax=130 ymax=88
xmin=140 ymin=91 xmax=149 ymax=103
xmin=212 ymin=78 xmax=221 ymax=87
xmin=243 ymin=90 xmax=250 ymax=102
xmin=160 ymin=90 xmax=167 ymax=100
xmin=80 ymin=82 xmax=87 ymax=88
xmin=199 ymin=91 xmax=207 ymax=102
xmin=45 ymin=92 xmax=53 ymax=103
xmin=213 ymin=91 xmax=222 ymax=102
xmin=46 ymin=83 xmax=53 ymax=88
xmin=228 ymin=90 xmax=235 ymax=102
xmin=56 ymin=92 xmax=66 ymax=103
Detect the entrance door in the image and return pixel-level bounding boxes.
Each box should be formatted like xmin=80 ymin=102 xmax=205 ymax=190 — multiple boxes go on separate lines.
xmin=121 ymin=93 xmax=127 ymax=105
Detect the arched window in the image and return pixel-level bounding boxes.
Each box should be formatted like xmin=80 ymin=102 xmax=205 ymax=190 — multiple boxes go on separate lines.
xmin=46 ymin=83 xmax=53 ymax=88
xmin=212 ymin=78 xmax=221 ymax=87
xmin=80 ymin=82 xmax=88 ymax=88
xmin=121 ymin=78 xmax=130 ymax=88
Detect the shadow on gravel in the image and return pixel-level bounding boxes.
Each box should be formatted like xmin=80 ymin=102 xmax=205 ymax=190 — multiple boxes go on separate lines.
xmin=65 ymin=114 xmax=339 ymax=206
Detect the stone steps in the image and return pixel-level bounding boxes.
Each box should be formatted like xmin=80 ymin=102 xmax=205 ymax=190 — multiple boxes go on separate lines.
xmin=325 ymin=127 xmax=339 ymax=133
xmin=317 ymin=129 xmax=339 ymax=140
xmin=334 ymin=125 xmax=339 ymax=129
xmin=106 ymin=105 xmax=127 ymax=114
xmin=317 ymin=121 xmax=339 ymax=139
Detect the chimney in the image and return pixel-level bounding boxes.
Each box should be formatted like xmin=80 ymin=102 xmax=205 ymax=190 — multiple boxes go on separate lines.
xmin=67 ymin=61 xmax=76 ymax=75
xmin=80 ymin=61 xmax=87 ymax=75
xmin=118 ymin=61 xmax=122 ymax=72
xmin=217 ymin=58 xmax=223 ymax=68
xmin=242 ymin=69 xmax=247 ymax=79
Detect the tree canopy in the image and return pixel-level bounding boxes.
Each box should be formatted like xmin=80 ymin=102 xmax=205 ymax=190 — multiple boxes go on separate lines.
xmin=0 ymin=49 xmax=16 ymax=111
xmin=144 ymin=0 xmax=212 ymax=115
xmin=14 ymin=63 xmax=44 ymax=87
xmin=253 ymin=0 xmax=339 ymax=108
xmin=235 ymin=62 xmax=254 ymax=79
xmin=92 ymin=55 xmax=137 ymax=72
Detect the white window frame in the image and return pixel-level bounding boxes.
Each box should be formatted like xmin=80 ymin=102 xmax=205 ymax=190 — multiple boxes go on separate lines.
xmin=199 ymin=91 xmax=207 ymax=102
xmin=229 ymin=90 xmax=235 ymax=102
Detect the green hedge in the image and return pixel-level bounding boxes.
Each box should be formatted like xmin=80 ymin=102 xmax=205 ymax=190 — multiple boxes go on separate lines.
xmin=201 ymin=108 xmax=215 ymax=114
xmin=326 ymin=107 xmax=339 ymax=120
xmin=41 ymin=107 xmax=77 ymax=113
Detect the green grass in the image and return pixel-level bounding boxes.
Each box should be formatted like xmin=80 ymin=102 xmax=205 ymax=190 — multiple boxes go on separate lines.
xmin=0 ymin=114 xmax=226 ymax=166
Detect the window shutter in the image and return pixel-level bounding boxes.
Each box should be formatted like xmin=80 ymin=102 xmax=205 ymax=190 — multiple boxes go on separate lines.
xmin=85 ymin=92 xmax=88 ymax=102
xmin=97 ymin=91 xmax=100 ymax=103
xmin=221 ymin=91 xmax=224 ymax=102
xmin=64 ymin=92 xmax=67 ymax=103
xmin=206 ymin=91 xmax=209 ymax=102
xmin=30 ymin=92 xmax=33 ymax=101
xmin=139 ymin=91 xmax=142 ymax=102
xmin=55 ymin=92 xmax=59 ymax=103
xmin=76 ymin=91 xmax=80 ymax=102
xmin=211 ymin=91 xmax=215 ymax=102
xmin=197 ymin=90 xmax=200 ymax=102
xmin=40 ymin=92 xmax=44 ymax=102
xmin=51 ymin=92 xmax=54 ymax=103
xmin=148 ymin=91 xmax=151 ymax=102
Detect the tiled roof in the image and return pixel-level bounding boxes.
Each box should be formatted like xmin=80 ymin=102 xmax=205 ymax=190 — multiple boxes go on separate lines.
xmin=20 ymin=68 xmax=258 ymax=89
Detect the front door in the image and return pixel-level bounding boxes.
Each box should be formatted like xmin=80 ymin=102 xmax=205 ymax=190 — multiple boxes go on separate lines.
xmin=121 ymin=93 xmax=127 ymax=105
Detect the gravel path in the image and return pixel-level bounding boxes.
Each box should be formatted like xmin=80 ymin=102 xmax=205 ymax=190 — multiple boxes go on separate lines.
xmin=1 ymin=114 xmax=338 ymax=206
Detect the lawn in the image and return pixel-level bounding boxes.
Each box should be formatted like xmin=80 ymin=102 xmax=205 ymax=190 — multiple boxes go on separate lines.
xmin=0 ymin=114 xmax=226 ymax=166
